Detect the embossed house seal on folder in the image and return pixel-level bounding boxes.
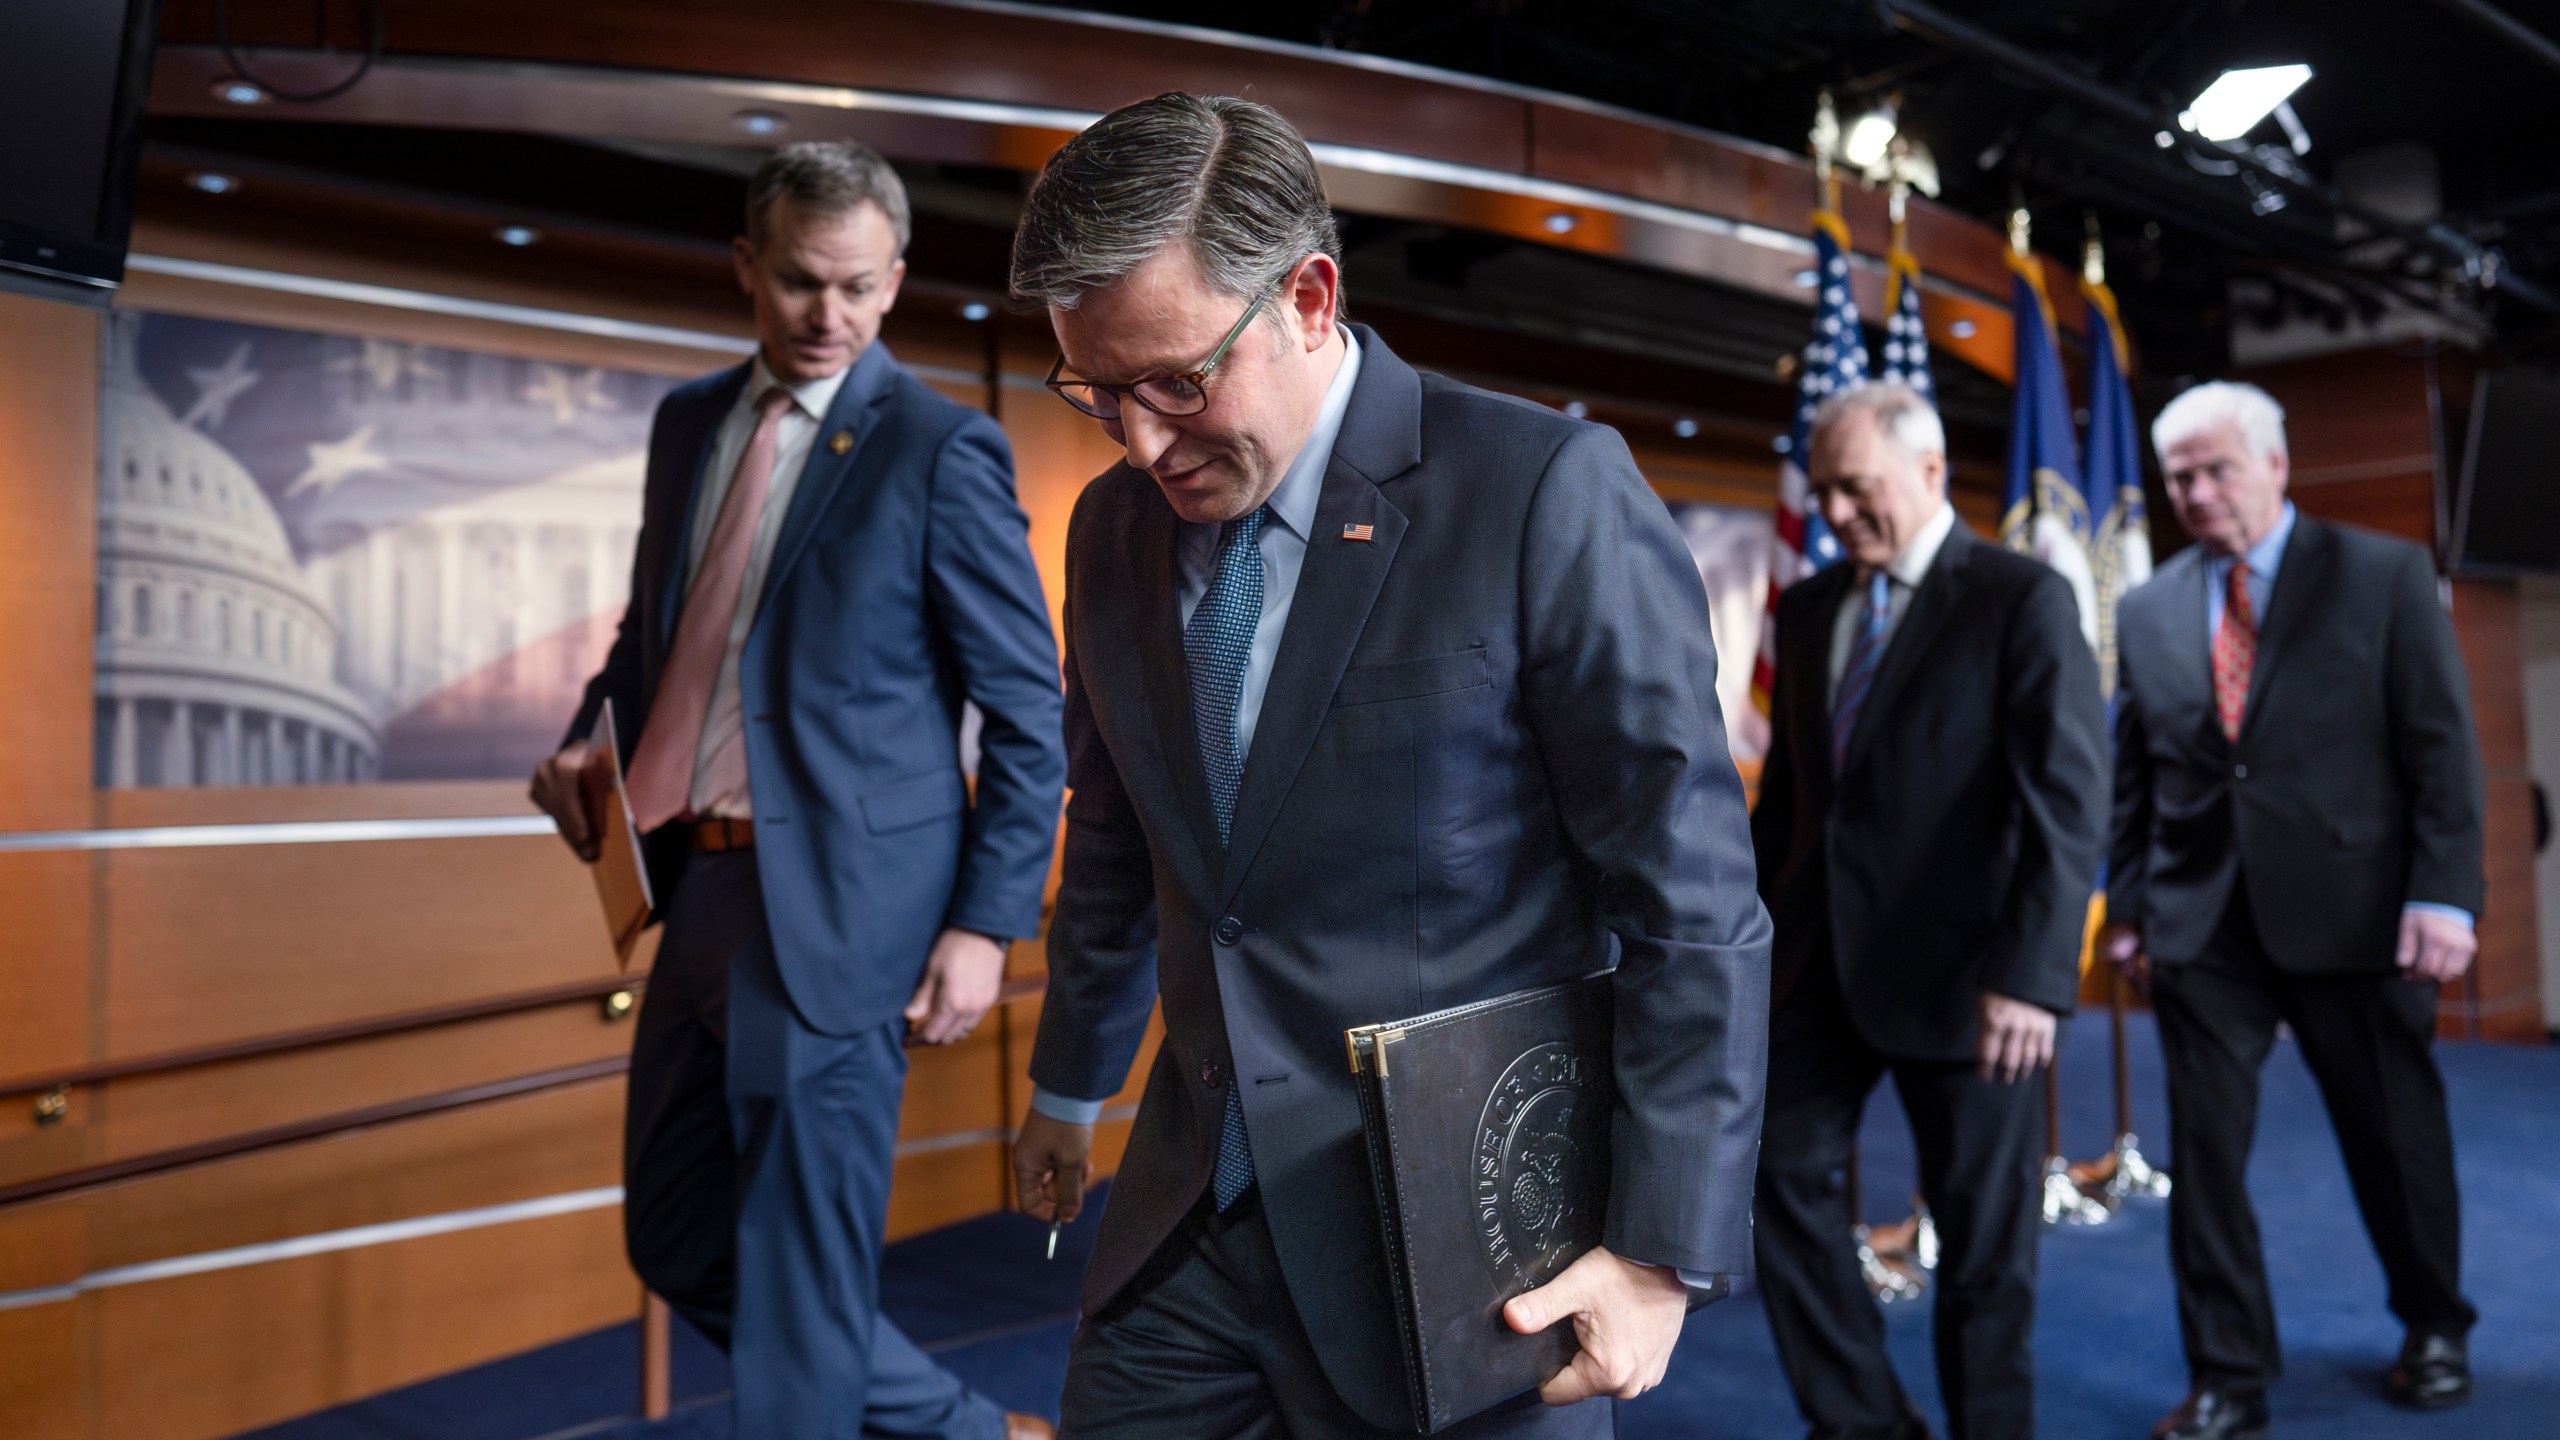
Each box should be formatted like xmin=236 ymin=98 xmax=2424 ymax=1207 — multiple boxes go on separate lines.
xmin=1474 ymin=1041 xmax=1604 ymax=1287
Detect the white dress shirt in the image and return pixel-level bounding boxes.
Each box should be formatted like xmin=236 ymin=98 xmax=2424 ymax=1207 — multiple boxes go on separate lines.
xmin=1827 ymin=500 xmax=1958 ymax=705
xmin=2202 ymin=501 xmax=2471 ymax=931
xmin=679 ymin=355 xmax=848 ymax=818
xmin=1029 ymin=330 xmax=1361 ymax=1127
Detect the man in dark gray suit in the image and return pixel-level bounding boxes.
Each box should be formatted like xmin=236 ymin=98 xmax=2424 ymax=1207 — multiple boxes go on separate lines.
xmin=1751 ymin=383 xmax=2108 ymax=1440
xmin=1003 ymin=93 xmax=1771 ymax=1438
xmin=2103 ymin=381 xmax=2483 ymax=1440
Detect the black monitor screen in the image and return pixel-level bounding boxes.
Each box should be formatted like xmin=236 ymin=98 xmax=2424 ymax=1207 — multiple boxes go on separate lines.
xmin=2454 ymin=367 xmax=2560 ymax=574
xmin=0 ymin=0 xmax=157 ymax=297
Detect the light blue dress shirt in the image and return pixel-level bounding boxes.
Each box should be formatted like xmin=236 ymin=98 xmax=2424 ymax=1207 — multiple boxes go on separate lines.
xmin=2204 ymin=501 xmax=2471 ymax=932
xmin=1029 ymin=332 xmax=1363 ymax=1127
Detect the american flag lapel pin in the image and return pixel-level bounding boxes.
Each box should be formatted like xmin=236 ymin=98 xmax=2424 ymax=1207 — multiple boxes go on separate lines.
xmin=828 ymin=430 xmax=854 ymax=456
xmin=1342 ymin=523 xmax=1375 ymax=543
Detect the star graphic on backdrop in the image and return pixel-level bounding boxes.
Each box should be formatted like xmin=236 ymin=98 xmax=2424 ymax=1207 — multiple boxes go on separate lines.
xmin=286 ymin=424 xmax=389 ymax=498
xmin=524 ymin=365 xmax=615 ymax=425
xmin=180 ymin=342 xmax=261 ymax=429
xmin=329 ymin=338 xmax=437 ymax=393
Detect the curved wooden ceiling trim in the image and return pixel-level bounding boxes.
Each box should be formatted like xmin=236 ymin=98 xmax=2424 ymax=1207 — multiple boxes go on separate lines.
xmin=153 ymin=0 xmax=2085 ymax=380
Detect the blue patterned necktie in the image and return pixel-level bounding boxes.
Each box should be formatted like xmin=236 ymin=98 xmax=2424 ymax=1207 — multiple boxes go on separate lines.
xmin=1184 ymin=505 xmax=1267 ymax=1210
xmin=1830 ymin=571 xmax=1892 ymax=772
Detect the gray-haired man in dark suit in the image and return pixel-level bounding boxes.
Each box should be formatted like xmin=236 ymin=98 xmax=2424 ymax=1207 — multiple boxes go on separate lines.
xmin=1003 ymin=92 xmax=1772 ymax=1438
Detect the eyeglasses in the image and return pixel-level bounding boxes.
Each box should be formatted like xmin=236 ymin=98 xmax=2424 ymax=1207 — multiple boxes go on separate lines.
xmin=1046 ymin=285 xmax=1276 ymax=420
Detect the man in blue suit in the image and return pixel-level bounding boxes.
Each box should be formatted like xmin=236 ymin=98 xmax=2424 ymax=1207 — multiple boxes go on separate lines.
xmin=532 ymin=141 xmax=1064 ymax=1440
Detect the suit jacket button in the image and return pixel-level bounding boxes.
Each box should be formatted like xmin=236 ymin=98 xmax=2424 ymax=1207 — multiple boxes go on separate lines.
xmin=1214 ymin=917 xmax=1244 ymax=946
xmin=1201 ymin=1059 xmax=1224 ymax=1088
xmin=2233 ymin=763 xmax=2250 ymax=779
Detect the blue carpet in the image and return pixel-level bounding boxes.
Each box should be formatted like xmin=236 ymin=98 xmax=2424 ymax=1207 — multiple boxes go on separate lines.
xmin=241 ymin=1012 xmax=2560 ymax=1439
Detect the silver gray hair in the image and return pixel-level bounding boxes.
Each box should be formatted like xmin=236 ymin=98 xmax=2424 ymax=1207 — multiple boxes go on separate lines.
xmin=1009 ymin=93 xmax=1342 ymax=311
xmin=2152 ymin=380 xmax=2288 ymax=464
xmin=746 ymin=140 xmax=911 ymax=256
xmin=1809 ymin=381 xmax=1947 ymax=466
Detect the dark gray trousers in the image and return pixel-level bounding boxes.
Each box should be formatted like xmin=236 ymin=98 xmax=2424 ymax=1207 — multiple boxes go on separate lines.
xmin=622 ymin=848 xmax=1007 ymax=1440
xmin=2149 ymin=885 xmax=2475 ymax=1394
xmin=1061 ymin=1189 xmax=1614 ymax=1439
xmin=1753 ymin=959 xmax=2046 ymax=1440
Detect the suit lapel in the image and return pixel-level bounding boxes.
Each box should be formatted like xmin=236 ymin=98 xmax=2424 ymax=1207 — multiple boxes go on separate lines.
xmin=2239 ymin=515 xmax=2326 ymax=742
xmin=2149 ymin=548 xmax=2221 ymax=753
xmin=754 ymin=343 xmax=896 ymax=617
xmin=1838 ymin=528 xmax=1972 ymax=773
xmin=1216 ymin=327 xmax=1421 ymax=905
xmin=1788 ymin=563 xmax=1854 ymax=797
xmin=1127 ymin=488 xmax=1224 ymax=875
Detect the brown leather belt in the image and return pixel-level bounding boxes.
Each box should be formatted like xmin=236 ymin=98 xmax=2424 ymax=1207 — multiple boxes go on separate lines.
xmin=689 ymin=817 xmax=754 ymax=852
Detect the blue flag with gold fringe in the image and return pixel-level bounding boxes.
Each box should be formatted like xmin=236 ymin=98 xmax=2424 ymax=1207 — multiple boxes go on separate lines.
xmin=2000 ymin=251 xmax=2098 ymax=649
xmin=2079 ymin=272 xmax=2153 ymax=696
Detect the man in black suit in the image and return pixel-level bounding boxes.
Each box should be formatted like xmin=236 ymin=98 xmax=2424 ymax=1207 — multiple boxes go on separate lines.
xmin=2102 ymin=381 xmax=2483 ymax=1439
xmin=1751 ymin=381 xmax=2108 ymax=1440
xmin=1002 ymin=93 xmax=1772 ymax=1437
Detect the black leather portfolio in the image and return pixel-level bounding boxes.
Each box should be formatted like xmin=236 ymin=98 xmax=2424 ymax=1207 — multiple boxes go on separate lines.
xmin=1345 ymin=973 xmax=1615 ymax=1433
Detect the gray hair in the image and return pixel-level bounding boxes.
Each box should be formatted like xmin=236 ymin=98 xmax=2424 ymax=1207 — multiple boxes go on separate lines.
xmin=1809 ymin=381 xmax=1947 ymax=466
xmin=1009 ymin=93 xmax=1341 ymax=311
xmin=745 ymin=140 xmax=912 ymax=256
xmin=2152 ymin=380 xmax=2288 ymax=465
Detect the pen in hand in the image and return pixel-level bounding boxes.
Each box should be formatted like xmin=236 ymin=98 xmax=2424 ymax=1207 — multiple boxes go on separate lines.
xmin=1046 ymin=1220 xmax=1061 ymax=1261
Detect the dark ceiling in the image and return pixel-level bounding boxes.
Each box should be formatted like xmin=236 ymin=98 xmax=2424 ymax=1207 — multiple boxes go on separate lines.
xmin=1022 ymin=0 xmax=2560 ymax=368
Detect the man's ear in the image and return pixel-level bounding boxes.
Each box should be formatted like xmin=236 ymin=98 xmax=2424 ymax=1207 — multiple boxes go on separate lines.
xmin=731 ymin=236 xmax=760 ymax=297
xmin=1287 ymin=253 xmax=1341 ymax=350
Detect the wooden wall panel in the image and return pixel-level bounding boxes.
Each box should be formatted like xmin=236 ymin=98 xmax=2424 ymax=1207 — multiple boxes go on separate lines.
xmin=99 ymin=834 xmax=624 ymax=1057
xmin=92 ymin=1001 xmax=637 ymax=1163
xmin=0 ymin=1301 xmax=93 ymax=1440
xmin=91 ymin=1206 xmax=633 ymax=1440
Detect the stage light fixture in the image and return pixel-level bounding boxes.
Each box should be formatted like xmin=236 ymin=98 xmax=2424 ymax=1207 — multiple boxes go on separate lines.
xmin=1842 ymin=101 xmax=1899 ymax=171
xmin=210 ymin=77 xmax=269 ymax=105
xmin=959 ymin=302 xmax=991 ymax=321
xmin=733 ymin=109 xmax=788 ymax=137
xmin=494 ymin=225 xmax=541 ymax=247
xmin=186 ymin=172 xmax=239 ymax=195
xmin=2179 ymin=64 xmax=2311 ymax=143
xmin=1542 ymin=211 xmax=1578 ymax=235
xmin=1673 ymin=418 xmax=1699 ymax=439
xmin=2155 ymin=131 xmax=2175 ymax=148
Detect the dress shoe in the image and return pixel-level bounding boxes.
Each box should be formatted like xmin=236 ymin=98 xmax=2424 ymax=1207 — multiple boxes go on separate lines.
xmin=2150 ymin=1388 xmax=2269 ymax=1440
xmin=1004 ymin=1413 xmax=1057 ymax=1440
xmin=2386 ymin=1331 xmax=2472 ymax=1410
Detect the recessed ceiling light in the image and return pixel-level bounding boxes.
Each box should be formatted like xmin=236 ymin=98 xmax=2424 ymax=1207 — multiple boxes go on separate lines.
xmin=2182 ymin=64 xmax=2312 ymax=143
xmin=186 ymin=172 xmax=239 ymax=196
xmin=733 ymin=109 xmax=788 ymax=137
xmin=1948 ymin=319 xmax=1978 ymax=339
xmin=960 ymin=302 xmax=991 ymax=322
xmin=494 ymin=225 xmax=541 ymax=247
xmin=210 ymin=77 xmax=268 ymax=106
xmin=1542 ymin=211 xmax=1578 ymax=235
xmin=1673 ymin=417 xmax=1699 ymax=438
xmin=1563 ymin=399 xmax=1589 ymax=419
xmin=2155 ymin=131 xmax=2176 ymax=148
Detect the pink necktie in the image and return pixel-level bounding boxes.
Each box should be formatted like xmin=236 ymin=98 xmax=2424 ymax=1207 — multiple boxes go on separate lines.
xmin=627 ymin=387 xmax=794 ymax=831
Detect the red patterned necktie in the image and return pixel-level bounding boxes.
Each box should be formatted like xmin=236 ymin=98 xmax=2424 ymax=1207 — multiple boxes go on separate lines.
xmin=626 ymin=386 xmax=794 ymax=831
xmin=2212 ymin=560 xmax=2256 ymax=742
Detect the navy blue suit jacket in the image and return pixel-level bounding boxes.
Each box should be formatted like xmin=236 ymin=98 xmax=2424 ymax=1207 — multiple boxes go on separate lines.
xmin=1030 ymin=328 xmax=1771 ymax=1428
xmin=569 ymin=343 xmax=1066 ymax=1035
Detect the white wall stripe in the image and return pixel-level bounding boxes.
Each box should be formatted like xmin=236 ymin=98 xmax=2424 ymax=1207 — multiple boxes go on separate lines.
xmin=0 ymin=815 xmax=559 ymax=851
xmin=0 ymin=1186 xmax=624 ymax=1313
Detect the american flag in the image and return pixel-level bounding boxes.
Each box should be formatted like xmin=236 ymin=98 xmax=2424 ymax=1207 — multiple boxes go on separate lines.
xmin=1880 ymin=244 xmax=1934 ymax=399
xmin=1753 ymin=211 xmax=1866 ymax=716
